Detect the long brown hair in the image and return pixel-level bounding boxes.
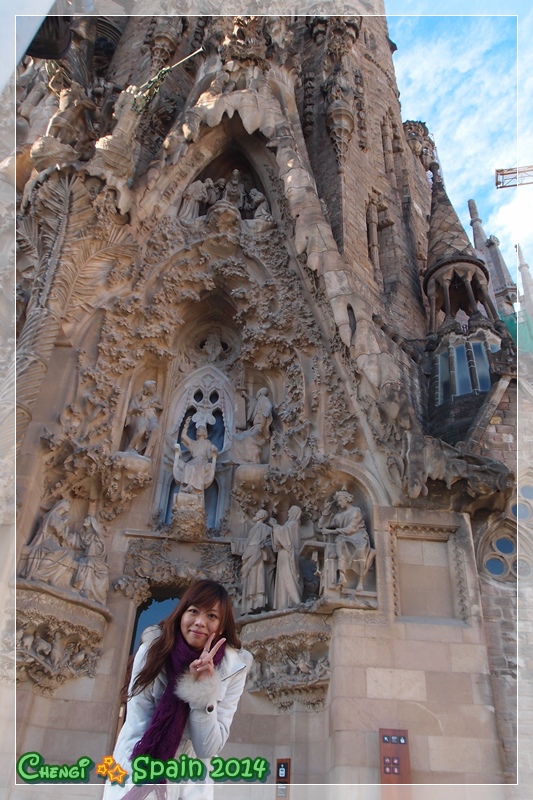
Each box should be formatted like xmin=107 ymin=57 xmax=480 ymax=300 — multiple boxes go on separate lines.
xmin=130 ymin=580 xmax=241 ymax=696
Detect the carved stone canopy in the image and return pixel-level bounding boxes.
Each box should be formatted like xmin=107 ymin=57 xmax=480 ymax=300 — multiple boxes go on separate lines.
xmin=240 ymin=612 xmax=331 ymax=712
xmin=424 ymin=255 xmax=499 ymax=335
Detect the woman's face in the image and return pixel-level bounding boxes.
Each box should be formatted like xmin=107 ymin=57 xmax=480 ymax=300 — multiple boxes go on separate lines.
xmin=180 ymin=602 xmax=223 ymax=650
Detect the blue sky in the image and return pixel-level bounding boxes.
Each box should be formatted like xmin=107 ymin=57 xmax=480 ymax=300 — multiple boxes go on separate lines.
xmin=386 ymin=4 xmax=532 ymax=291
xmin=387 ymin=14 xmax=526 ymax=286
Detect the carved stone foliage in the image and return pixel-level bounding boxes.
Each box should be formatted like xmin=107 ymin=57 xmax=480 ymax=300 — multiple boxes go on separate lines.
xmin=364 ymin=379 xmax=514 ymax=508
xmin=114 ymin=538 xmax=205 ymax=606
xmin=41 ymin=361 xmax=153 ymax=521
xmin=240 ymin=613 xmax=331 ymax=712
xmin=196 ymin=543 xmax=242 ymax=603
xmin=16 ymin=584 xmax=110 ymax=695
xmin=205 ymin=17 xmax=269 ymax=73
xmin=16 ymin=169 xmax=137 ymax=451
xmin=325 ymin=17 xmax=362 ymax=62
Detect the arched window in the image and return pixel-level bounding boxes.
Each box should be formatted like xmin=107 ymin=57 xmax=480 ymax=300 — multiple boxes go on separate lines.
xmin=437 ymin=339 xmax=493 ymax=405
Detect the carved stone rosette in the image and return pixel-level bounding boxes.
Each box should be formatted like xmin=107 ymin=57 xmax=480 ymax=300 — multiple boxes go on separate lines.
xmin=240 ymin=613 xmax=331 ymax=712
xmin=16 ymin=582 xmax=111 ymax=695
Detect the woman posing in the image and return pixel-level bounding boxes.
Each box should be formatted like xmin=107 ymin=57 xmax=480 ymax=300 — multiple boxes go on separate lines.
xmin=103 ymin=580 xmax=252 ymax=799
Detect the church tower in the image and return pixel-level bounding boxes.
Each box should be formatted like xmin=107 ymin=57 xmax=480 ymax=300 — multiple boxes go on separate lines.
xmin=15 ymin=13 xmax=517 ymax=788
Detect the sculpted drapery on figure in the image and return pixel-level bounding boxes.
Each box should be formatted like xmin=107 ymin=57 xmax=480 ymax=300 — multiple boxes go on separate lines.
xmin=125 ymin=380 xmax=163 ymax=458
xmin=232 ymin=387 xmax=273 ymax=464
xmin=72 ymin=516 xmax=109 ymax=606
xmin=240 ymin=509 xmax=275 ymax=614
xmin=223 ymin=169 xmax=245 ymax=209
xmin=21 ymin=500 xmax=79 ymax=589
xmin=319 ymin=491 xmax=375 ymax=591
xmin=172 ymin=417 xmax=219 ymax=496
xmin=270 ymin=505 xmax=303 ymax=610
xmin=20 ymin=502 xmax=110 ymax=606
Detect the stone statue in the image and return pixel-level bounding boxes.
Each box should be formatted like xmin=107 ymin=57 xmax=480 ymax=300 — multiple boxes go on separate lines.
xmin=173 ymin=418 xmax=218 ymax=496
xmin=21 ymin=500 xmax=79 ymax=589
xmin=223 ymin=169 xmax=245 ymax=209
xmin=241 ymin=510 xmax=275 ymax=614
xmin=72 ymin=516 xmax=109 ymax=606
xmin=319 ymin=491 xmax=374 ymax=592
xmin=178 ymin=179 xmax=210 ymax=220
xmin=247 ymin=387 xmax=273 ymax=434
xmin=163 ymin=128 xmax=188 ymax=166
xmin=232 ymin=387 xmax=273 ymax=464
xmin=245 ymin=189 xmax=273 ymax=222
xmin=125 ymin=380 xmax=163 ymax=458
xmin=270 ymin=505 xmax=303 ymax=610
xmin=202 ymin=328 xmax=224 ymax=362
xmin=205 ymin=178 xmax=226 ymax=206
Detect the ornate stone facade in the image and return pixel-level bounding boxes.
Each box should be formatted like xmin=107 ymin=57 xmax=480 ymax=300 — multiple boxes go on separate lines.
xmin=15 ymin=11 xmax=516 ymax=788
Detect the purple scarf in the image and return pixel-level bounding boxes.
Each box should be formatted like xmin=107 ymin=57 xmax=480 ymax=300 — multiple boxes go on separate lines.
xmin=131 ymin=631 xmax=225 ymax=763
xmin=122 ymin=633 xmax=225 ymax=799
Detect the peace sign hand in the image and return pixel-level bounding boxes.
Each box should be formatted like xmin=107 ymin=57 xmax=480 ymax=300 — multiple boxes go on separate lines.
xmin=189 ymin=632 xmax=226 ymax=681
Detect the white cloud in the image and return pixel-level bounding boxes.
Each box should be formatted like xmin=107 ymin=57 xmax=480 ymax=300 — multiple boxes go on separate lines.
xmin=389 ymin=15 xmax=521 ymax=283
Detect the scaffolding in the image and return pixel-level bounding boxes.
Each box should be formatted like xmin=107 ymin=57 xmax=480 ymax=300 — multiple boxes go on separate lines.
xmin=495 ymin=165 xmax=533 ymax=189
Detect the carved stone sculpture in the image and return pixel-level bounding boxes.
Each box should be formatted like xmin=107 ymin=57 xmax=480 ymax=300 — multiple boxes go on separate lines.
xmin=223 ymin=169 xmax=245 ymax=209
xmin=178 ymin=179 xmax=210 ymax=220
xmin=240 ymin=509 xmax=275 ymax=614
xmin=322 ymin=57 xmax=355 ymax=172
xmin=87 ymin=83 xmax=148 ymax=212
xmin=270 ymin=505 xmax=303 ymax=610
xmin=243 ymin=188 xmax=276 ymax=232
xmin=30 ymin=81 xmax=96 ymax=171
xmin=318 ymin=491 xmax=374 ymax=591
xmin=125 ymin=380 xmax=163 ymax=458
xmin=20 ymin=500 xmax=79 ymax=589
xmin=232 ymin=387 xmax=273 ymax=464
xmin=201 ymin=329 xmax=224 ymax=363
xmin=45 ymin=81 xmax=96 ymax=151
xmin=72 ymin=516 xmax=109 ymax=606
xmin=172 ymin=419 xmax=219 ymax=534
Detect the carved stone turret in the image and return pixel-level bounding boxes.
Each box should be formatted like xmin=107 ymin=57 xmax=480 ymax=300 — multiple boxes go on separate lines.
xmin=424 ymin=163 xmax=499 ymax=336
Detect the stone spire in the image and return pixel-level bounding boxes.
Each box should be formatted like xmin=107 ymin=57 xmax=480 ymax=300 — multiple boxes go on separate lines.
xmin=468 ymin=199 xmax=517 ymax=316
xmin=423 ymin=164 xmax=499 ymax=334
xmin=426 ymin=164 xmax=479 ymax=272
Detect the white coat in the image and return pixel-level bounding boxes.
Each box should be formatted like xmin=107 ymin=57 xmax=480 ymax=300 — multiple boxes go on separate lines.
xmin=102 ymin=627 xmax=252 ymax=800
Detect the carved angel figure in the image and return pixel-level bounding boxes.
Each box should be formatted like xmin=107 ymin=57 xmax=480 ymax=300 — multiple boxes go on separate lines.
xmin=125 ymin=380 xmax=163 ymax=458
xmin=232 ymin=387 xmax=273 ymax=464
